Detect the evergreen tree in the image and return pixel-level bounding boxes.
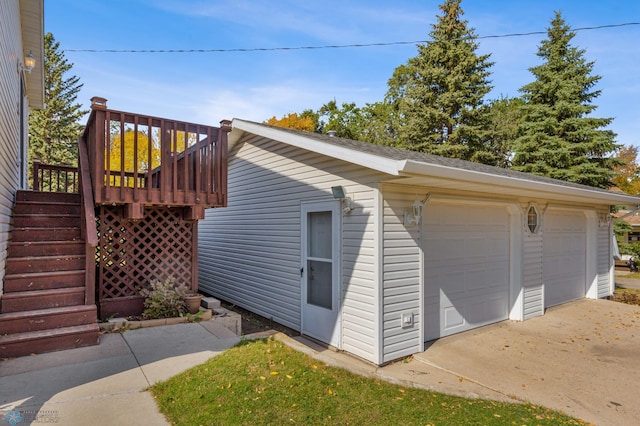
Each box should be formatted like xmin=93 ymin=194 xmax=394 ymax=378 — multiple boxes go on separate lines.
xmin=29 ymin=32 xmax=87 ymax=167
xmin=385 ymin=0 xmax=494 ymax=162
xmin=479 ymin=97 xmax=525 ymax=168
xmin=511 ymin=12 xmax=618 ymax=188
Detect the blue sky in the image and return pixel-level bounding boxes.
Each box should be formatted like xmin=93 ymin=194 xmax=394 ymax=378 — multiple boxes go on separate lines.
xmin=46 ymin=0 xmax=640 ymax=147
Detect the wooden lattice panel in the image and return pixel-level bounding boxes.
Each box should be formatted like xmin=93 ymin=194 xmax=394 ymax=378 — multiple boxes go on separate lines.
xmin=97 ymin=205 xmax=193 ymax=301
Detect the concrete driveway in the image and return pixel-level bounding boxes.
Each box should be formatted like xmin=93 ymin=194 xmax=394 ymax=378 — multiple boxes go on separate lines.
xmin=415 ymin=299 xmax=640 ymax=426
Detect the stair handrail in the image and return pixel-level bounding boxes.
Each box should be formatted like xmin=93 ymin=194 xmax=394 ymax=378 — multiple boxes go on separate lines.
xmin=77 ymin=134 xmax=98 ymax=306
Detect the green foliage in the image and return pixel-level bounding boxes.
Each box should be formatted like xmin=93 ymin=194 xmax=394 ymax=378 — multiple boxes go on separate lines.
xmin=614 ymin=220 xmax=635 ymax=255
xmin=139 ymin=277 xmax=189 ymax=319
xmin=316 ymin=100 xmax=395 ymax=145
xmin=511 ymin=12 xmax=619 ymax=188
xmin=28 ymin=32 xmax=88 ymax=168
xmin=480 ymin=97 xmax=525 ymax=167
xmin=151 ymin=337 xmax=581 ymax=426
xmin=385 ymin=0 xmax=494 ymax=162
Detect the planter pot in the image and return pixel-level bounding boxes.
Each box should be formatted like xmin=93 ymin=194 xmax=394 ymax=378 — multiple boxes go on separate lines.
xmin=184 ymin=294 xmax=202 ymax=314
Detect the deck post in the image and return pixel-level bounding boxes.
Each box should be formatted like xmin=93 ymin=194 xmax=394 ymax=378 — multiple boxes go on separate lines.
xmin=90 ymin=97 xmax=108 ymax=203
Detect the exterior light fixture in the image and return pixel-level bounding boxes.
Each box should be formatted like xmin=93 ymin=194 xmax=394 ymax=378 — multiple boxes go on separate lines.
xmin=331 ymin=185 xmax=353 ymax=214
xmin=404 ymin=199 xmax=423 ymax=226
xmin=598 ymin=212 xmax=611 ymax=228
xmin=19 ymin=51 xmax=36 ymax=74
xmin=331 ymin=186 xmax=345 ymax=199
xmin=404 ymin=194 xmax=430 ymax=226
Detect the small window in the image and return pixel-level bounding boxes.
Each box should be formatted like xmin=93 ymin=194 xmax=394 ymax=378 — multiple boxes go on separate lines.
xmin=527 ymin=205 xmax=539 ymax=234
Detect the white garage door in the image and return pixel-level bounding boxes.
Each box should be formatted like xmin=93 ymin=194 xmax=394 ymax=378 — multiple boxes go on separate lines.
xmin=424 ymin=203 xmax=510 ymax=341
xmin=543 ymin=209 xmax=586 ymax=307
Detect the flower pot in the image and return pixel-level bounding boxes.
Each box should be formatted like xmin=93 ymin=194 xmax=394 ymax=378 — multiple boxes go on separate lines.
xmin=184 ymin=294 xmax=202 ymax=314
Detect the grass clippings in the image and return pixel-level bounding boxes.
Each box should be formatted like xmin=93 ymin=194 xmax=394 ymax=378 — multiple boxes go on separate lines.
xmin=151 ymin=338 xmax=586 ymax=426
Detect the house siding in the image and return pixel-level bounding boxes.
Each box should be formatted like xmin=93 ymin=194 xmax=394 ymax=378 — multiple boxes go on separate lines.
xmin=198 ymin=134 xmax=384 ymax=363
xmin=0 ymin=0 xmax=24 ymax=293
xmin=522 ymin=229 xmax=544 ymax=320
xmin=597 ymin=208 xmax=613 ymax=299
xmin=380 ymin=185 xmax=422 ymax=363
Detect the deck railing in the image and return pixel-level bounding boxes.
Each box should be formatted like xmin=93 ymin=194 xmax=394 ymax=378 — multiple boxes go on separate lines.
xmin=77 ymin=135 xmax=97 ymax=305
xmin=82 ymin=97 xmax=229 ymax=216
xmin=32 ymin=160 xmax=79 ymax=193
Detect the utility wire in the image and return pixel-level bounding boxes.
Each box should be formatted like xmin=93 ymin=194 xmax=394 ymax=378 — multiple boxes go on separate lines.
xmin=66 ymin=22 xmax=640 ymax=54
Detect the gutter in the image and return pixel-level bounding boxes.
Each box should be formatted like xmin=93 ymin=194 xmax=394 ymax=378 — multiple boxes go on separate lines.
xmin=399 ymin=159 xmax=640 ymax=206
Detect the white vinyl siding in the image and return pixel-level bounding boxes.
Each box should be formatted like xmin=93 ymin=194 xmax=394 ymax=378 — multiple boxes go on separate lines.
xmin=597 ymin=208 xmax=613 ymax=299
xmin=0 ymin=0 xmax=23 ymax=293
xmin=380 ymin=186 xmax=422 ymax=363
xmin=198 ymin=134 xmax=384 ymax=363
xmin=522 ymin=230 xmax=544 ymax=320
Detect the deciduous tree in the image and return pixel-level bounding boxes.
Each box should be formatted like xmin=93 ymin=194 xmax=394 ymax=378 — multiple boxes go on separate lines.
xmin=264 ymin=113 xmax=315 ymax=132
xmin=612 ymin=145 xmax=640 ymax=195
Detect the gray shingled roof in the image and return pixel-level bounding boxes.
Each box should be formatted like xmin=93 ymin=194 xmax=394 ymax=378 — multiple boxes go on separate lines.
xmin=245 ymin=120 xmax=621 ymax=196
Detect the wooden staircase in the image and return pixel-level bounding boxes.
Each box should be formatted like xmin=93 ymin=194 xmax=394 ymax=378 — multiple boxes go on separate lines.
xmin=0 ymin=190 xmax=99 ymax=358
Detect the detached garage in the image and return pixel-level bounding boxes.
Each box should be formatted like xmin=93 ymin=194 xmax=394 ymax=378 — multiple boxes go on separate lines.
xmin=198 ymin=120 xmax=640 ymax=365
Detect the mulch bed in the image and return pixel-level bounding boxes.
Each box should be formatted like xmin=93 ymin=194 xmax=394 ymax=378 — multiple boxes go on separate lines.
xmin=220 ymin=302 xmax=299 ymax=336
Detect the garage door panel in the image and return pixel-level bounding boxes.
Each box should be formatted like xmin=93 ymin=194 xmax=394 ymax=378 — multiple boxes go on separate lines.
xmin=543 ymin=210 xmax=586 ymax=307
xmin=425 ymin=203 xmax=510 ymax=342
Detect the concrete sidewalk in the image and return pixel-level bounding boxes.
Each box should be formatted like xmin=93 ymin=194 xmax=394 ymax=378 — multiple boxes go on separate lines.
xmin=0 ymin=321 xmax=242 ymax=426
xmin=615 ymin=272 xmax=640 ymax=290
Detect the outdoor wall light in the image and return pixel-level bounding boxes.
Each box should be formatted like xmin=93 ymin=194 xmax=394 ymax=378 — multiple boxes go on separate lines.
xmin=19 ymin=51 xmax=36 ymax=74
xmin=598 ymin=212 xmax=611 ymax=228
xmin=331 ymin=185 xmax=353 ymax=214
xmin=404 ymin=199 xmax=423 ymax=226
xmin=404 ymin=194 xmax=430 ymax=226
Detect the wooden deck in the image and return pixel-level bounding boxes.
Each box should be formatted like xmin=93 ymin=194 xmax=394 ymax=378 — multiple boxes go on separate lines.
xmin=29 ymin=97 xmax=231 ymax=319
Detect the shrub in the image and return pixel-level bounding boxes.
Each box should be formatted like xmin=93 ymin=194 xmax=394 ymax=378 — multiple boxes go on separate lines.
xmin=140 ymin=276 xmax=190 ymax=319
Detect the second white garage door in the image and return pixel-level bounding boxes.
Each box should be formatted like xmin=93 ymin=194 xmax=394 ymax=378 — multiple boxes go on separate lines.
xmin=424 ymin=203 xmax=510 ymax=341
xmin=543 ymin=209 xmax=586 ymax=307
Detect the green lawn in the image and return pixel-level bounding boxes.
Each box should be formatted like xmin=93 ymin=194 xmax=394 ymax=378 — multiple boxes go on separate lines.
xmin=617 ymin=271 xmax=640 ymax=281
xmin=151 ymin=338 xmax=586 ymax=426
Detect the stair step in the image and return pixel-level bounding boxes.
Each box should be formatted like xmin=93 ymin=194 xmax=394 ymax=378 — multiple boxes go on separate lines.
xmin=0 ymin=323 xmax=99 ymax=358
xmin=11 ymin=227 xmax=81 ymax=242
xmin=6 ymin=254 xmax=85 ymax=275
xmin=8 ymin=240 xmax=85 ymax=257
xmin=3 ymin=269 xmax=85 ymax=292
xmin=15 ymin=190 xmax=80 ymax=203
xmin=13 ymin=201 xmax=80 ymax=216
xmin=0 ymin=305 xmax=97 ymax=334
xmin=12 ymin=214 xmax=80 ymax=228
xmin=1 ymin=288 xmax=85 ymax=313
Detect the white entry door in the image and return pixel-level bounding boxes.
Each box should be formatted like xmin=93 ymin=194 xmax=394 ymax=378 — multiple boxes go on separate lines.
xmin=301 ymin=201 xmax=341 ymax=347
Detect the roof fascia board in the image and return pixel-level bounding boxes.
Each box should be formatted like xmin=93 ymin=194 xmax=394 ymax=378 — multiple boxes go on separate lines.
xmin=19 ymin=0 xmax=45 ymax=109
xmin=232 ymin=119 xmax=402 ymax=176
xmin=400 ymin=159 xmax=640 ymax=205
